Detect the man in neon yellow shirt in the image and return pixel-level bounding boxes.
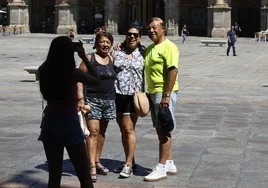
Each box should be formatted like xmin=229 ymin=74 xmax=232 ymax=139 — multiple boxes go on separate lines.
xmin=144 ymin=17 xmax=179 ymax=182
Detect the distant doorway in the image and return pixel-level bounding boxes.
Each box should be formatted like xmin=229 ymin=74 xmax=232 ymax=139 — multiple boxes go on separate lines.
xmin=231 ymin=0 xmax=261 ymax=37
xmin=30 ymin=0 xmax=55 ymax=33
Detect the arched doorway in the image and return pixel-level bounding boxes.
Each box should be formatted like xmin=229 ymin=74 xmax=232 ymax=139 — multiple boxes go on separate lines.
xmin=231 ymin=0 xmax=261 ymax=37
xmin=30 ymin=0 xmax=55 ymax=33
xmin=152 ymin=0 xmax=165 ymax=20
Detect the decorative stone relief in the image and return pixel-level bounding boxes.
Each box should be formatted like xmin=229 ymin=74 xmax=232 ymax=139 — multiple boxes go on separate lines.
xmin=7 ymin=0 xmax=24 ymax=5
xmin=164 ymin=0 xmax=180 ymax=36
xmin=105 ymin=0 xmax=121 ymax=34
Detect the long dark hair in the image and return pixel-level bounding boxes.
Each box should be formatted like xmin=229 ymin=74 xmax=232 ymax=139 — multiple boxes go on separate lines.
xmin=39 ymin=36 xmax=76 ymax=101
xmin=122 ymin=25 xmax=146 ymax=57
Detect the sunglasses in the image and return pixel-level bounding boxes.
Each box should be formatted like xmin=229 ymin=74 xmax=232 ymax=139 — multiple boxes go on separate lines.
xmin=127 ymin=32 xmax=139 ymax=38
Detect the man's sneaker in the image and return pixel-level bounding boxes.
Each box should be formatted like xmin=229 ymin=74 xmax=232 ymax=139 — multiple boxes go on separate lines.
xmin=165 ymin=162 xmax=177 ymax=175
xmin=119 ymin=165 xmax=133 ymax=178
xmin=144 ymin=166 xmax=167 ymax=182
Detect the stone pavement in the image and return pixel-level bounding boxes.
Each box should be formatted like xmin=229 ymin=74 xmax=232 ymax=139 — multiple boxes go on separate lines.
xmin=0 ymin=34 xmax=268 ymax=188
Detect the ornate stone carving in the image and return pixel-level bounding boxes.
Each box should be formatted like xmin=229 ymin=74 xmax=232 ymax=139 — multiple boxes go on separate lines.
xmin=56 ymin=0 xmax=69 ymax=5
xmin=7 ymin=0 xmax=24 ymax=4
xmin=213 ymin=0 xmax=228 ymax=8
xmin=214 ymin=0 xmax=225 ymax=5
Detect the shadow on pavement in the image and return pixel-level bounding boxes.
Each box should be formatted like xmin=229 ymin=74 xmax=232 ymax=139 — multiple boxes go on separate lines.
xmin=20 ymin=80 xmax=36 ymax=83
xmin=0 ymin=170 xmax=47 ymax=188
xmin=35 ymin=158 xmax=151 ymax=178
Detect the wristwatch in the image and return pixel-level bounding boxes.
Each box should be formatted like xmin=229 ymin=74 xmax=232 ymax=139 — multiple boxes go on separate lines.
xmin=163 ymin=93 xmax=170 ymax=97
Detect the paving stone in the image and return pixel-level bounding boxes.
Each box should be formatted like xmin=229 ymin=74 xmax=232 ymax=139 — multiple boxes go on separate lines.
xmin=1 ymin=35 xmax=268 ymax=187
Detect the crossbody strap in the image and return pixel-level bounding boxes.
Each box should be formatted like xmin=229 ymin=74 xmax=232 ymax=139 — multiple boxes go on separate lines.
xmin=128 ymin=54 xmax=137 ymax=92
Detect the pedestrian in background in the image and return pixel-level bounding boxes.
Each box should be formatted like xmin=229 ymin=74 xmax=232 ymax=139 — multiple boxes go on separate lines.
xmin=181 ymin=24 xmax=189 ymax=44
xmin=144 ymin=17 xmax=179 ymax=182
xmin=234 ymin=22 xmax=241 ymax=37
xmin=38 ymin=36 xmax=101 ymax=188
xmin=227 ymin=25 xmax=237 ymax=56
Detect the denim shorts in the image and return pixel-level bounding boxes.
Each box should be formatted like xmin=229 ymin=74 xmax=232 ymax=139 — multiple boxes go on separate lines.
xmin=38 ymin=111 xmax=84 ymax=146
xmin=85 ymin=97 xmax=116 ymax=120
xmin=149 ymin=91 xmax=178 ymax=130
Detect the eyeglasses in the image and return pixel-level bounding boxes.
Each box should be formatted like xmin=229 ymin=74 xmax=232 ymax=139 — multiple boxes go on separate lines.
xmin=127 ymin=32 xmax=139 ymax=38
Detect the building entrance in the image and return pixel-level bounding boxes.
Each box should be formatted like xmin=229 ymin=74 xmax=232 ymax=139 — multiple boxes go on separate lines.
xmin=231 ymin=0 xmax=261 ymax=37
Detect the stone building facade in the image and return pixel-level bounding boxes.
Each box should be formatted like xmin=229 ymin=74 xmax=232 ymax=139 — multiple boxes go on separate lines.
xmin=1 ymin=0 xmax=268 ymax=37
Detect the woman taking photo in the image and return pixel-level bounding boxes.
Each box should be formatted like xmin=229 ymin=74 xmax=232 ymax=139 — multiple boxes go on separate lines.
xmin=38 ymin=36 xmax=101 ymax=188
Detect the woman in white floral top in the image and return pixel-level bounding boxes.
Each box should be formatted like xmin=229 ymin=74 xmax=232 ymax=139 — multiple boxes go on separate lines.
xmin=113 ymin=26 xmax=146 ymax=178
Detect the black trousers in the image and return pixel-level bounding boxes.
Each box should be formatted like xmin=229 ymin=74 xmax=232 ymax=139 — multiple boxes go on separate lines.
xmin=43 ymin=142 xmax=94 ymax=188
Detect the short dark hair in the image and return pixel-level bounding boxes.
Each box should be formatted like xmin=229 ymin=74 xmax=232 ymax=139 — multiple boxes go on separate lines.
xmin=93 ymin=32 xmax=114 ymax=49
xmin=147 ymin=17 xmax=166 ymax=34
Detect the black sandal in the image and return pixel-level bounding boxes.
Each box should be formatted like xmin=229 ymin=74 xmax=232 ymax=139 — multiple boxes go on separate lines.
xmin=89 ymin=166 xmax=98 ymax=182
xmin=96 ymin=162 xmax=109 ymax=175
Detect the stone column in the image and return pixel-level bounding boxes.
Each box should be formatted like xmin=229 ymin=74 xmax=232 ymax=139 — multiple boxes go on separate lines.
xmin=55 ymin=0 xmax=77 ymax=34
xmin=207 ymin=0 xmax=231 ymax=37
xmin=261 ymin=0 xmax=268 ymax=31
xmin=164 ymin=0 xmax=180 ymax=36
xmin=7 ymin=0 xmax=29 ymax=32
xmin=104 ymin=0 xmax=121 ymax=34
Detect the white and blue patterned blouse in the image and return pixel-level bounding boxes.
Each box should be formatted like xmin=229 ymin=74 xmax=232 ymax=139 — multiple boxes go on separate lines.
xmin=114 ymin=48 xmax=144 ymax=95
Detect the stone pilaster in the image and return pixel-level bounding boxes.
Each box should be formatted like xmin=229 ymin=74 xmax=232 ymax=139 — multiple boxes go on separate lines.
xmin=104 ymin=0 xmax=121 ymax=35
xmin=55 ymin=0 xmax=77 ymax=34
xmin=207 ymin=0 xmax=231 ymax=37
xmin=7 ymin=0 xmax=29 ymax=32
xmin=164 ymin=0 xmax=180 ymax=36
xmin=260 ymin=0 xmax=268 ymax=30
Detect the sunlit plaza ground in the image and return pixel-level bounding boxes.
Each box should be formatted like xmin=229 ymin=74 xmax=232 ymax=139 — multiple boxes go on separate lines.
xmin=0 ymin=33 xmax=268 ymax=188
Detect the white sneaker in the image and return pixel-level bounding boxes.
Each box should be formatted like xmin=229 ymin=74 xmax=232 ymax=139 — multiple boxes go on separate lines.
xmin=119 ymin=165 xmax=133 ymax=178
xmin=144 ymin=166 xmax=167 ymax=182
xmin=165 ymin=162 xmax=177 ymax=175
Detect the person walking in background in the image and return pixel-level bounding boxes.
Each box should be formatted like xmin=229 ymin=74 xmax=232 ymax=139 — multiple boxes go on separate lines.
xmin=38 ymin=36 xmax=101 ymax=188
xmin=80 ymin=20 xmax=87 ymax=34
xmin=227 ymin=25 xmax=237 ymax=56
xmin=79 ymin=32 xmax=117 ymax=182
xmin=144 ymin=17 xmax=179 ymax=182
xmin=234 ymin=22 xmax=241 ymax=37
xmin=181 ymin=24 xmax=189 ymax=44
xmin=112 ymin=25 xmax=146 ymax=178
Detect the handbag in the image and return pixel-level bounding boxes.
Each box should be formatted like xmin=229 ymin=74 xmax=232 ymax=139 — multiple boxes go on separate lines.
xmin=130 ymin=67 xmax=150 ymax=117
xmin=133 ymin=90 xmax=150 ymax=117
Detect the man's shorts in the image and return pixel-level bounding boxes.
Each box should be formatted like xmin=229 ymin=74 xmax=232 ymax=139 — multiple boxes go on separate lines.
xmin=85 ymin=97 xmax=116 ymax=120
xmin=115 ymin=94 xmax=136 ymax=115
xmin=149 ymin=91 xmax=178 ymax=130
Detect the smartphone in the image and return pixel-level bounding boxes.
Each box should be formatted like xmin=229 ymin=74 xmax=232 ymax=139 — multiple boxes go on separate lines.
xmin=73 ymin=40 xmax=83 ymax=51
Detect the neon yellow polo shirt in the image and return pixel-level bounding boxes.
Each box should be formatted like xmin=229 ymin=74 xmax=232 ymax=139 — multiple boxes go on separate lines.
xmin=144 ymin=39 xmax=179 ymax=94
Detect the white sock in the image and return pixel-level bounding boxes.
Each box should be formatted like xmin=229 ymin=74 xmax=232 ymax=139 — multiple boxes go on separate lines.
xmin=157 ymin=163 xmax=165 ymax=169
xmin=165 ymin=160 xmax=174 ymax=168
